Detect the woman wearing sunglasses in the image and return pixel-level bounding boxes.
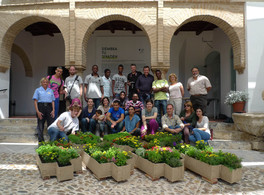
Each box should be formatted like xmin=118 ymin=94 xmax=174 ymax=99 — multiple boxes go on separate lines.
xmin=179 ymin=101 xmax=196 ymax=143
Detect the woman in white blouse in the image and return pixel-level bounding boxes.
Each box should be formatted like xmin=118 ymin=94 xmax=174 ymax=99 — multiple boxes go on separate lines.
xmin=168 ymin=73 xmax=184 ymax=115
xmin=189 ymin=107 xmax=211 ymax=143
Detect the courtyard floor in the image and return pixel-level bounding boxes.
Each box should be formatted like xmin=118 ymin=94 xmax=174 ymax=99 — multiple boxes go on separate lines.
xmin=0 ymin=143 xmax=264 ymax=195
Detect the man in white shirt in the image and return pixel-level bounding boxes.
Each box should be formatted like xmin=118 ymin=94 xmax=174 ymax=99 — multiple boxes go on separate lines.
xmin=48 ymin=104 xmax=81 ymax=142
xmin=102 ymin=68 xmax=113 ymax=101
xmin=84 ymin=65 xmax=104 ymax=109
xmin=64 ymin=66 xmax=83 ymax=108
xmin=112 ymin=64 xmax=127 ymax=98
xmin=187 ymin=67 xmax=212 ymax=114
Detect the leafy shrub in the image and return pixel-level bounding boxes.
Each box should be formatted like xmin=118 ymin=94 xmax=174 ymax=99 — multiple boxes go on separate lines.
xmin=166 ymin=157 xmax=182 ymax=168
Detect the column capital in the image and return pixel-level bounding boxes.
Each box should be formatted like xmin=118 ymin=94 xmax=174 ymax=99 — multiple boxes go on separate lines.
xmin=0 ymin=64 xmax=9 ymax=73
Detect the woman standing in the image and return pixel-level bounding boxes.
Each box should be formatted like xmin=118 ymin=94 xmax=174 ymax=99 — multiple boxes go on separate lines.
xmin=168 ymin=73 xmax=184 ymax=115
xmin=189 ymin=107 xmax=211 ymax=143
xmin=179 ymin=101 xmax=196 ymax=144
xmin=33 ymin=78 xmax=55 ymax=142
xmin=141 ymin=99 xmax=159 ymax=137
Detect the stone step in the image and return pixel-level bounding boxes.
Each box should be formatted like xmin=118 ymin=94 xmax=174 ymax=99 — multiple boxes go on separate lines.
xmin=0 ymin=134 xmax=49 ymax=143
xmin=209 ymin=139 xmax=252 ymax=150
xmin=209 ymin=121 xmax=237 ymax=131
xmin=213 ymin=129 xmax=262 ymax=142
xmin=0 ymin=118 xmax=37 ymax=126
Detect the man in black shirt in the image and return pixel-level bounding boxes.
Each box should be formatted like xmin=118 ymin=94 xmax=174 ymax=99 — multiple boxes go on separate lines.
xmin=127 ymin=64 xmax=142 ymax=100
xmin=135 ymin=66 xmax=154 ymax=104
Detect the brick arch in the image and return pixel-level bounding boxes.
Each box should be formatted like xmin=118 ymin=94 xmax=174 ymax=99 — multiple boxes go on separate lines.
xmin=81 ymin=14 xmax=154 ymax=68
xmin=0 ymin=16 xmax=66 ymax=72
xmin=167 ymin=15 xmax=244 ymax=74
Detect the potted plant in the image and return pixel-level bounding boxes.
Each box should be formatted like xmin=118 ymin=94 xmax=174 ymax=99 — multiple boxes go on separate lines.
xmin=113 ymin=136 xmax=142 ymax=151
xmin=111 ymin=150 xmax=131 ymax=182
xmin=219 ymin=151 xmax=242 ymax=184
xmin=36 ymin=145 xmax=60 ymax=179
xmin=56 ymin=149 xmax=74 ymax=182
xmin=224 ymin=90 xmax=249 ymax=112
xmin=164 ymin=157 xmax=184 ymax=182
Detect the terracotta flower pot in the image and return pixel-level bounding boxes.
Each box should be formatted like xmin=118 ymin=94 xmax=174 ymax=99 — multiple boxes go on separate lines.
xmin=232 ymin=101 xmax=245 ymax=113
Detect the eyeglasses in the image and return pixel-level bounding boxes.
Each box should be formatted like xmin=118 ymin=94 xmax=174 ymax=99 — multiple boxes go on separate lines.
xmin=184 ymin=105 xmax=191 ymax=108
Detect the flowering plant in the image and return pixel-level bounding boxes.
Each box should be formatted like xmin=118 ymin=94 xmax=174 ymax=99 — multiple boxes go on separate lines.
xmin=224 ymin=90 xmax=249 ymax=105
xmin=57 ymin=148 xmax=72 ymax=166
xmin=113 ymin=136 xmax=142 ymax=148
xmin=103 ymin=132 xmax=131 ymax=142
xmin=68 ymin=132 xmax=100 ymax=144
xmin=144 ymin=132 xmax=182 ymax=147
xmin=195 ymin=140 xmax=213 ymax=152
xmin=219 ymin=150 xmax=242 ymax=169
xmin=36 ymin=145 xmax=61 ymax=163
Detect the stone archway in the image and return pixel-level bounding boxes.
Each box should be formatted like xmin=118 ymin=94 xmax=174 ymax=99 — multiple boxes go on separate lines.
xmin=81 ymin=14 xmax=153 ymax=70
xmin=165 ymin=14 xmax=244 ymax=74
xmin=0 ymin=16 xmax=67 ymax=72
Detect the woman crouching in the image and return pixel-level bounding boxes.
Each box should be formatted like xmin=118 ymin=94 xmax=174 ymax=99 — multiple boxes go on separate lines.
xmin=48 ymin=104 xmax=81 ymax=142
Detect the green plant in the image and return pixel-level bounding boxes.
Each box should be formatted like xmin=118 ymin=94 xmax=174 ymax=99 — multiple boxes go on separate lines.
xmin=176 ymin=143 xmax=191 ymax=154
xmin=103 ymin=132 xmax=131 ymax=142
xmin=36 ymin=145 xmax=60 ymax=163
xmin=96 ymin=141 xmax=113 ymax=151
xmin=57 ymin=149 xmax=72 ymax=166
xmin=91 ymin=151 xmax=109 ymax=163
xmin=67 ymin=147 xmax=79 ymax=159
xmin=219 ymin=151 xmax=242 ymax=169
xmin=114 ymin=151 xmax=129 ymax=166
xmin=166 ymin=157 xmax=182 ymax=168
xmin=113 ymin=136 xmax=142 ymax=148
xmin=195 ymin=140 xmax=213 ymax=152
xmin=69 ymin=132 xmax=101 ymax=145
xmin=224 ymin=90 xmax=249 ymax=105
xmin=145 ymin=150 xmax=163 ymax=163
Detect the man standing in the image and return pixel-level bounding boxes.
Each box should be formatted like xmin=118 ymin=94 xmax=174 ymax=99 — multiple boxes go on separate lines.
xmin=125 ymin=93 xmax=144 ymax=116
xmin=112 ymin=64 xmax=127 ymax=98
xmin=121 ymin=106 xmax=141 ymax=136
xmin=102 ymin=68 xmax=113 ymax=101
xmin=135 ymin=66 xmax=154 ymax=104
xmin=152 ymin=70 xmax=169 ymax=126
xmin=47 ymin=66 xmax=64 ymax=119
xmin=64 ymin=66 xmax=83 ymax=108
xmin=187 ymin=67 xmax=212 ymax=114
xmin=84 ymin=65 xmax=104 ymax=109
xmin=106 ymin=100 xmax=125 ymax=134
xmin=127 ymin=64 xmax=142 ymax=100
xmin=162 ymin=104 xmax=184 ymax=134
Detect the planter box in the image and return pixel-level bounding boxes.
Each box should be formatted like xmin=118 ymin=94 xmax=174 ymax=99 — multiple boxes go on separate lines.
xmin=220 ymin=165 xmax=242 ymax=184
xmin=185 ymin=155 xmax=220 ymax=180
xmin=82 ymin=152 xmax=91 ymax=167
xmin=111 ymin=163 xmax=131 ymax=182
xmin=70 ymin=156 xmax=83 ymax=173
xmin=127 ymin=153 xmax=138 ymax=171
xmin=113 ymin=143 xmax=135 ymax=152
xmin=164 ymin=163 xmax=184 ymax=182
xmin=137 ymin=156 xmax=164 ymax=180
xmin=36 ymin=155 xmax=57 ymax=179
xmin=56 ymin=163 xmax=74 ymax=182
xmin=87 ymin=157 xmax=112 ymax=179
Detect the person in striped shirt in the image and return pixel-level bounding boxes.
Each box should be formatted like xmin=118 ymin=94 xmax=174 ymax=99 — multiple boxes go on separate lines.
xmin=125 ymin=93 xmax=144 ymax=117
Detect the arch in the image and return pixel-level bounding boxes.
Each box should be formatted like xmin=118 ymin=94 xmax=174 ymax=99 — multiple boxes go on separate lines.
xmin=0 ymin=16 xmax=66 ymax=72
xmin=168 ymin=15 xmax=244 ymax=74
xmin=81 ymin=14 xmax=152 ymax=68
xmin=11 ymin=44 xmax=33 ymax=77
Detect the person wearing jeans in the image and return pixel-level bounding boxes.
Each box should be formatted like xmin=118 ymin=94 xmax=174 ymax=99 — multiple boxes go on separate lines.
xmin=81 ymin=98 xmax=96 ymax=132
xmin=48 ymin=104 xmax=80 ymax=142
xmin=189 ymin=107 xmax=211 ymax=143
xmin=106 ymin=100 xmax=125 ymax=134
xmin=152 ymin=70 xmax=169 ymax=127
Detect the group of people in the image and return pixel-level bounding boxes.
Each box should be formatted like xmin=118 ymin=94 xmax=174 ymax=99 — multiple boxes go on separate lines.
xmin=33 ymin=64 xmax=212 ymax=144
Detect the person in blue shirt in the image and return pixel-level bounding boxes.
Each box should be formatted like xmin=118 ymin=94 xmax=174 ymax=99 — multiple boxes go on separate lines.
xmin=121 ymin=106 xmax=141 ymax=136
xmin=106 ymin=100 xmax=125 ymax=133
xmin=33 ymin=77 xmax=55 ymax=142
xmin=81 ymin=98 xmax=96 ymax=133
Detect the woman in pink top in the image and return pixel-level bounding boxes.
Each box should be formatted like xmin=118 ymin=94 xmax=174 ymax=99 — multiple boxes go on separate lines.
xmin=168 ymin=73 xmax=184 ymax=115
